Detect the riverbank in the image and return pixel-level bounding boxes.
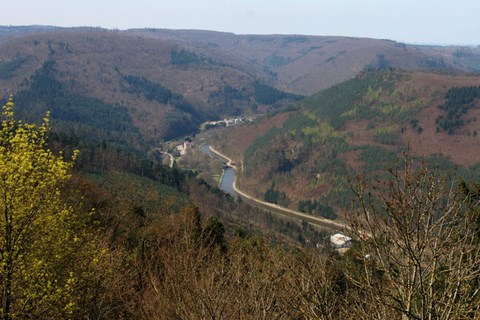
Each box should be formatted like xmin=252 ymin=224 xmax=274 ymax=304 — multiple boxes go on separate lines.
xmin=203 ymin=144 xmax=237 ymax=196
xmin=208 ymin=145 xmax=237 ymax=170
xmin=208 ymin=144 xmax=350 ymax=231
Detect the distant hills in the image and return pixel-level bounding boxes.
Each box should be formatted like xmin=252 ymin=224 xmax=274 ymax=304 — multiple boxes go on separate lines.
xmin=1 ymin=25 xmax=480 ymax=146
xmin=127 ymin=28 xmax=480 ymax=94
xmin=0 ymin=27 xmax=301 ymax=145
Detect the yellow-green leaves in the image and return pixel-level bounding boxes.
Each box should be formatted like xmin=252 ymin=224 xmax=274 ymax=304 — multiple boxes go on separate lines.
xmin=0 ymin=97 xmax=94 ymax=319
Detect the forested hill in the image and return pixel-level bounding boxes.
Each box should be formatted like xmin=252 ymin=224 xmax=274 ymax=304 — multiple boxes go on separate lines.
xmin=128 ymin=28 xmax=480 ymax=95
xmin=2 ymin=26 xmax=480 ymax=147
xmin=0 ymin=28 xmax=301 ymax=146
xmin=211 ymin=70 xmax=480 ymax=217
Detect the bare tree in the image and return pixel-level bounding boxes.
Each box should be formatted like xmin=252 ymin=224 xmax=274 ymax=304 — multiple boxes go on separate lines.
xmin=345 ymin=156 xmax=480 ymax=320
xmin=283 ymin=249 xmax=345 ymax=320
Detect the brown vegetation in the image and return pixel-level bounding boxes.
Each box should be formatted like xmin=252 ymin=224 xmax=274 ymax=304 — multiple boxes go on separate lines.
xmin=129 ymin=29 xmax=478 ymax=95
xmin=80 ymin=155 xmax=480 ymax=320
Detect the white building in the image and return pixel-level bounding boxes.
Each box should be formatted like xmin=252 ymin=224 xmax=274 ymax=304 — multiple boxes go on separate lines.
xmin=330 ymin=233 xmax=352 ymax=249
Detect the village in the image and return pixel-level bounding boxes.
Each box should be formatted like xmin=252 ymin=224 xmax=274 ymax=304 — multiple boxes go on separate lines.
xmin=202 ymin=117 xmax=253 ymax=129
xmin=157 ymin=117 xmax=254 ymax=161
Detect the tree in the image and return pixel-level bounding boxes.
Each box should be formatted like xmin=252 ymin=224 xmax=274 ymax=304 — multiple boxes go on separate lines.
xmin=0 ymin=96 xmax=102 ymax=319
xmin=345 ymin=155 xmax=480 ymax=319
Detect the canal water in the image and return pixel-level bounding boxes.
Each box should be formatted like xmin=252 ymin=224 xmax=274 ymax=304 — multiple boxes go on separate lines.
xmin=199 ymin=144 xmax=237 ymax=196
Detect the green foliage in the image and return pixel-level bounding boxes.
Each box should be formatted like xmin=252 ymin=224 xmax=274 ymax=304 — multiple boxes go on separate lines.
xmin=357 ymin=145 xmax=400 ymax=173
xmin=356 ymin=146 xmax=480 ymax=189
xmin=53 ymin=96 xmax=136 ymax=131
xmin=298 ymin=200 xmax=337 ymax=220
xmin=453 ymin=49 xmax=480 ymax=71
xmin=421 ymin=57 xmax=447 ymax=69
xmin=301 ymin=121 xmax=347 ymax=145
xmin=0 ymin=57 xmax=27 ymax=79
xmin=122 ymin=75 xmax=200 ymax=118
xmin=372 ymin=125 xmax=400 ymax=145
xmin=170 ymin=49 xmax=202 ymax=65
xmin=247 ymin=112 xmax=348 ymax=161
xmin=281 ymin=113 xmax=317 ymax=131
xmin=163 ymin=110 xmax=199 ymax=140
xmin=303 ymin=71 xmax=393 ymax=129
xmin=264 ymin=54 xmax=292 ymax=67
xmin=410 ymin=118 xmax=418 ymax=128
xmin=436 ymin=86 xmax=480 ymax=134
xmin=22 ymin=59 xmax=62 ymax=104
xmin=240 ymin=71 xmax=480 ymax=218
xmin=422 ymin=154 xmax=459 ymax=175
xmin=87 ymin=171 xmax=189 ymax=218
xmin=0 ymin=97 xmax=104 ymax=319
xmin=123 ymin=75 xmax=172 ymax=103
xmin=207 ymin=86 xmax=249 ymax=116
xmin=281 ymin=36 xmax=309 ymax=45
xmin=365 ymin=53 xmax=391 ymax=70
xmin=209 ymin=86 xmax=249 ymax=102
xmin=325 ymin=50 xmax=347 ymax=63
xmin=264 ymin=183 xmax=290 ymax=207
xmin=244 ymin=126 xmax=282 ymax=168
xmin=253 ymin=81 xmax=303 ymax=105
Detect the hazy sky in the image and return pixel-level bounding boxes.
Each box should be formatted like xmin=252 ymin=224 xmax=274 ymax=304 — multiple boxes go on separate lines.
xmin=3 ymin=0 xmax=480 ymax=45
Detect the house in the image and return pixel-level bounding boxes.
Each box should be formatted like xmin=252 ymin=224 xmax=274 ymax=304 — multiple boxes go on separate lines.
xmin=330 ymin=233 xmax=352 ymax=249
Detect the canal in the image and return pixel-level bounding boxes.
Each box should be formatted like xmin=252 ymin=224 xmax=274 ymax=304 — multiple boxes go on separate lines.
xmin=199 ymin=144 xmax=237 ymax=196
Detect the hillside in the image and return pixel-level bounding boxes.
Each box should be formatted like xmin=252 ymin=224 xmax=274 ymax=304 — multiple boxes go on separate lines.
xmin=129 ymin=28 xmax=480 ymax=95
xmin=3 ymin=26 xmax=480 ymax=101
xmin=209 ymin=70 xmax=480 ymax=217
xmin=0 ymin=28 xmax=301 ymax=146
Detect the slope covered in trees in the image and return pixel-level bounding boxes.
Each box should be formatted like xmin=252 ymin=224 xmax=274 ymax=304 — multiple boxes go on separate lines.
xmin=128 ymin=28 xmax=480 ymax=95
xmin=436 ymin=86 xmax=480 ymax=134
xmin=210 ymin=70 xmax=480 ymax=218
xmin=0 ymin=29 xmax=303 ymax=144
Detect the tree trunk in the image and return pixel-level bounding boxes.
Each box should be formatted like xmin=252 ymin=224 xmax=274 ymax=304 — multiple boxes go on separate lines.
xmin=2 ymin=198 xmax=12 ymax=320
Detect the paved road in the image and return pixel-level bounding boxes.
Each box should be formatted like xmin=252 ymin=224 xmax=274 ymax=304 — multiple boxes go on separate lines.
xmin=208 ymin=145 xmax=350 ymax=232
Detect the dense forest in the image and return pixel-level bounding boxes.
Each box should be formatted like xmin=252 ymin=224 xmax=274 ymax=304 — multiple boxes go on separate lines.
xmin=14 ymin=59 xmax=145 ymax=149
xmin=253 ymin=81 xmax=304 ymax=105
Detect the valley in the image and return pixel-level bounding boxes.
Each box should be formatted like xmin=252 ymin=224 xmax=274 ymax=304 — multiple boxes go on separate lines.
xmin=201 ymin=142 xmax=348 ymax=231
xmin=197 ymin=70 xmax=480 ymax=223
xmin=3 ymin=25 xmax=479 ymax=233
xmin=1 ymin=24 xmax=480 ymax=319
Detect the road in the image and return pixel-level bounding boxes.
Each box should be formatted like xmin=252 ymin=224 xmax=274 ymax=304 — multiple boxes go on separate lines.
xmin=208 ymin=145 xmax=351 ymax=232
xmin=160 ymin=151 xmax=174 ymax=168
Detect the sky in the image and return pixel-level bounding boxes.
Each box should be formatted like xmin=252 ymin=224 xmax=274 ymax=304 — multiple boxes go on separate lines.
xmin=3 ymin=0 xmax=480 ymax=45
